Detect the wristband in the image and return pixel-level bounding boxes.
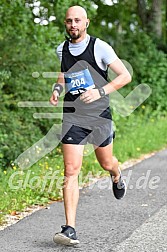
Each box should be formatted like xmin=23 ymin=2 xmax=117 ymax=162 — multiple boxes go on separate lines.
xmin=98 ymin=87 xmax=105 ymax=97
xmin=52 ymin=83 xmax=63 ymax=96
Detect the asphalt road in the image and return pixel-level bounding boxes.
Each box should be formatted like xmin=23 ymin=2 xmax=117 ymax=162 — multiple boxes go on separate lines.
xmin=0 ymin=149 xmax=167 ymax=252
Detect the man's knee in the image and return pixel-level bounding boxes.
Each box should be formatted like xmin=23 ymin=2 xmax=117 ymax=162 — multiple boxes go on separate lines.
xmin=100 ymin=156 xmax=118 ymax=171
xmin=64 ymin=162 xmax=81 ymax=177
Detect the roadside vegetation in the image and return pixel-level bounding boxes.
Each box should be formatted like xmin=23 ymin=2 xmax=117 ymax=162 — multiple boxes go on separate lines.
xmin=0 ymin=108 xmax=166 ymax=225
xmin=0 ymin=0 xmax=167 ymax=225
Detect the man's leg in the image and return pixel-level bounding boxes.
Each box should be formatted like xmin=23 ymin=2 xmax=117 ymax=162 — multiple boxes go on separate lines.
xmin=62 ymin=144 xmax=84 ymax=228
xmin=94 ymin=143 xmax=126 ymax=199
xmin=94 ymin=143 xmax=120 ymax=182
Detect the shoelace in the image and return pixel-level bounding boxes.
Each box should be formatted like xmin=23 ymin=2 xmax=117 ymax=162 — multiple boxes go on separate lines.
xmin=61 ymin=225 xmax=69 ymax=232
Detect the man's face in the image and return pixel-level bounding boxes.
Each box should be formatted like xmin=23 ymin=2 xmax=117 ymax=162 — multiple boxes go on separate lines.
xmin=64 ymin=8 xmax=88 ymax=41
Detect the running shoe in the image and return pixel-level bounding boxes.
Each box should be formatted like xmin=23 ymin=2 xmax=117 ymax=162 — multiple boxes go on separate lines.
xmin=53 ymin=225 xmax=80 ymax=246
xmin=111 ymin=174 xmax=126 ymax=200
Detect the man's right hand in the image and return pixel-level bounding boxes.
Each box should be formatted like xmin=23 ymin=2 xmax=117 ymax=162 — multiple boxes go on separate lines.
xmin=50 ymin=90 xmax=59 ymax=106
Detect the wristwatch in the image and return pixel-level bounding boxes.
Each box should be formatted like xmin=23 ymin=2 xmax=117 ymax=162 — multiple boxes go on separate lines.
xmin=98 ymin=87 xmax=105 ymax=97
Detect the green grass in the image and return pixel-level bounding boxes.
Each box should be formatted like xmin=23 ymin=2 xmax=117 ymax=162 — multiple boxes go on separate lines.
xmin=0 ymin=108 xmax=167 ymax=225
xmin=113 ymin=111 xmax=167 ymax=161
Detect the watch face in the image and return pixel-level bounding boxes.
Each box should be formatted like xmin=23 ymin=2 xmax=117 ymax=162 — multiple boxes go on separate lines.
xmin=99 ymin=88 xmax=105 ymax=97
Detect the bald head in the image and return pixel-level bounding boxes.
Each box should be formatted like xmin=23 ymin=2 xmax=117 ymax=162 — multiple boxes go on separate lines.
xmin=64 ymin=5 xmax=89 ymax=43
xmin=66 ymin=6 xmax=88 ymax=19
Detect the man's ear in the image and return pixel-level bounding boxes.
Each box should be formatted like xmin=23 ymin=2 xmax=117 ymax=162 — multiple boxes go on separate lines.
xmin=86 ymin=19 xmax=90 ymax=28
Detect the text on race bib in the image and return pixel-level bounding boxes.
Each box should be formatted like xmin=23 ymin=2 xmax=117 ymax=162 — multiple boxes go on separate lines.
xmin=64 ymin=68 xmax=95 ymax=95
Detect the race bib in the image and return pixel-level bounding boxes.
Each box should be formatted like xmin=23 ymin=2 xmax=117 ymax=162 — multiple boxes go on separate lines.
xmin=64 ymin=68 xmax=95 ymax=95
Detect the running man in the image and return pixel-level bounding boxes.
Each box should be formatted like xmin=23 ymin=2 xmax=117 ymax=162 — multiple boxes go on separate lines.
xmin=50 ymin=5 xmax=132 ymax=246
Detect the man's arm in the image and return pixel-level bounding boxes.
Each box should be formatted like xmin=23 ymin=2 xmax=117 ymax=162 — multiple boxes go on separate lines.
xmin=80 ymin=58 xmax=131 ymax=103
xmin=50 ymin=72 xmax=65 ymax=106
xmin=103 ymin=58 xmax=132 ymax=95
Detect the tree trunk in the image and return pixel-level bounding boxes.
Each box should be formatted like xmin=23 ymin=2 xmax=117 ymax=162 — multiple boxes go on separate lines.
xmin=137 ymin=0 xmax=147 ymax=27
xmin=137 ymin=0 xmax=163 ymax=40
xmin=150 ymin=0 xmax=162 ymax=38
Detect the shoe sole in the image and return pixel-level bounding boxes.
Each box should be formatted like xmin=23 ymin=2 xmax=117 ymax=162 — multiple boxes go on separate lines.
xmin=121 ymin=179 xmax=127 ymax=199
xmin=53 ymin=233 xmax=80 ymax=246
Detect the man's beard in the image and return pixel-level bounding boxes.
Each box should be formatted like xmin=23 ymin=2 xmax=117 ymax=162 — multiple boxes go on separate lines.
xmin=67 ymin=30 xmax=82 ymax=40
xmin=69 ymin=34 xmax=80 ymax=40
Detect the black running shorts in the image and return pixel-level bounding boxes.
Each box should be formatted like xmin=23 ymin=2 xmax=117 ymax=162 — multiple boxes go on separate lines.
xmin=61 ymin=122 xmax=115 ymax=147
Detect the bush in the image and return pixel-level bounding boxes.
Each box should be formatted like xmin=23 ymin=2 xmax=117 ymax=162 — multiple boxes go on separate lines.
xmin=116 ymin=32 xmax=167 ymax=111
xmin=0 ymin=1 xmax=62 ymax=168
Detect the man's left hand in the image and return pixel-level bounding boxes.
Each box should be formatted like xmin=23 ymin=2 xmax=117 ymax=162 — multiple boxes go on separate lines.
xmin=80 ymin=89 xmax=101 ymax=103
